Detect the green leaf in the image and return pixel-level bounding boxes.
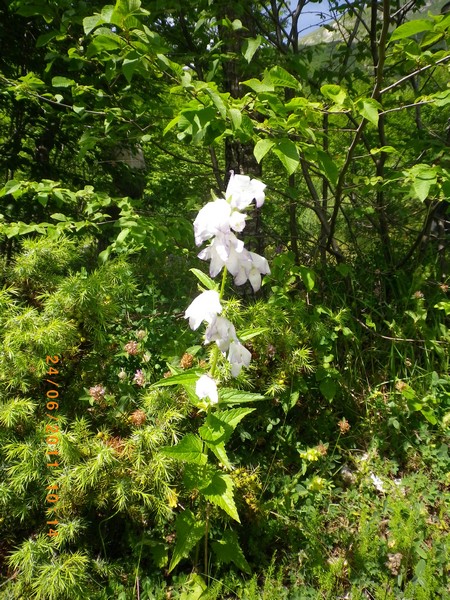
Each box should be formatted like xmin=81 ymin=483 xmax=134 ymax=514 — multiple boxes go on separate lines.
xmin=242 ymin=35 xmax=262 ymax=63
xmin=299 ymin=266 xmax=316 ymax=292
xmin=199 ymin=408 xmax=255 ymax=446
xmin=0 ymin=180 xmax=23 ymax=198
xmin=316 ymin=150 xmax=339 ymax=186
xmin=168 ymin=509 xmax=205 ymax=572
xmin=36 ymin=30 xmax=59 ymax=47
xmin=83 ymin=14 xmax=105 ymax=35
xmin=161 ymin=434 xmax=207 ymax=465
xmin=269 ymin=66 xmax=301 ymax=90
xmin=390 ymin=19 xmax=433 ymax=42
xmin=254 ymin=139 xmax=275 ymax=163
xmin=407 ymin=164 xmax=438 ymax=202
xmin=204 ymin=87 xmax=227 ymax=119
xmin=431 ymin=89 xmax=450 ymax=107
xmin=200 ymin=471 xmax=240 ymax=522
xmin=370 ymin=146 xmax=397 ymax=155
xmin=238 ymin=327 xmax=269 ymax=341
xmin=229 ymin=108 xmax=242 ymax=130
xmin=149 ymin=369 xmax=204 ymax=389
xmin=51 ymin=76 xmax=75 ymax=88
xmin=273 ymin=139 xmax=299 ymax=175
xmin=190 ymin=268 xmax=218 ymax=291
xmin=180 ymin=575 xmax=208 ymax=600
xmin=219 ymin=388 xmax=265 ymax=405
xmin=321 ymin=84 xmax=347 ymax=105
xmin=211 ymin=530 xmax=251 ymax=573
xmin=356 ymin=98 xmax=381 ymax=126
xmin=122 ymin=57 xmax=141 ymax=83
xmin=204 ymin=441 xmax=232 ymax=470
xmin=50 ymin=213 xmax=67 ymax=222
xmin=320 ymin=378 xmax=337 ymax=401
xmin=241 ymin=76 xmax=275 ymax=93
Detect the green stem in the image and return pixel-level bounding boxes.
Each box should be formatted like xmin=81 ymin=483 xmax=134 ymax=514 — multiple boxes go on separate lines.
xmin=204 ymin=502 xmax=210 ymax=582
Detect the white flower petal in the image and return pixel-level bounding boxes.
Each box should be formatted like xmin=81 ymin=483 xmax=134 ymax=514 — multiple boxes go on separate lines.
xmin=193 ymin=198 xmax=232 ymax=246
xmin=205 ymin=316 xmax=237 ymax=352
xmin=248 ymin=268 xmax=262 ymax=292
xmin=228 ymin=340 xmax=252 ymax=377
xmin=226 ymin=173 xmax=266 ymax=210
xmin=196 ymin=374 xmax=218 ymax=404
xmin=184 ymin=290 xmax=222 ymax=330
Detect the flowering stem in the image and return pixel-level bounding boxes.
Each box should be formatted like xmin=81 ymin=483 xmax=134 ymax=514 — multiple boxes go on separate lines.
xmin=209 ymin=266 xmax=228 ymax=378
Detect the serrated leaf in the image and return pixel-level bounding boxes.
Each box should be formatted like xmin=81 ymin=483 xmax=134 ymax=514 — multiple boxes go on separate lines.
xmin=254 ymin=139 xmax=275 ymax=163
xmin=242 ymin=35 xmax=262 ymax=63
xmin=273 ymin=139 xmax=299 ymax=175
xmin=189 ymin=268 xmax=217 ymax=291
xmin=219 ymin=388 xmax=265 ymax=405
xmin=161 ymin=434 xmax=207 ymax=465
xmin=390 ymin=19 xmax=433 ymax=42
xmin=168 ymin=509 xmax=205 ymax=572
xmin=200 ymin=471 xmax=240 ymax=522
xmin=199 ymin=408 xmax=255 ymax=445
xmin=211 ymin=530 xmax=251 ymax=573
xmin=204 ymin=441 xmax=232 ymax=469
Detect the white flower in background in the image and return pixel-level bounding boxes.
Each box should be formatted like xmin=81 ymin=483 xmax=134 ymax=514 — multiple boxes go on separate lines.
xmin=205 ymin=316 xmax=237 ymax=352
xmin=185 ymin=290 xmax=222 ymax=330
xmin=226 ymin=172 xmax=266 ymax=210
xmin=370 ymin=473 xmax=385 ymax=493
xmin=228 ymin=340 xmax=252 ymax=377
xmin=196 ymin=374 xmax=218 ymax=404
xmin=234 ymin=251 xmax=271 ymax=292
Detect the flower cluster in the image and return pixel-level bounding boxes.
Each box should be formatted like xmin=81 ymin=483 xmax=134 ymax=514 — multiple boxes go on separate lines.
xmin=193 ymin=174 xmax=270 ymax=291
xmin=184 ymin=173 xmax=270 ymax=406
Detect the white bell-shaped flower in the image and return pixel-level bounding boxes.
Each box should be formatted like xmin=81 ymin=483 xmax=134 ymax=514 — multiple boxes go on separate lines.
xmin=226 ymin=173 xmax=266 ymax=210
xmin=233 ymin=250 xmax=270 ymax=292
xmin=198 ymin=232 xmax=249 ymax=278
xmin=204 ymin=316 xmax=237 ymax=352
xmin=184 ymin=290 xmax=222 ymax=330
xmin=196 ymin=374 xmax=218 ymax=404
xmin=193 ymin=198 xmax=246 ymax=246
xmin=228 ymin=340 xmax=252 ymax=377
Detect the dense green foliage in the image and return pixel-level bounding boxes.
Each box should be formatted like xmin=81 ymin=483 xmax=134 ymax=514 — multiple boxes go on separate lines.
xmin=0 ymin=0 xmax=449 ymax=598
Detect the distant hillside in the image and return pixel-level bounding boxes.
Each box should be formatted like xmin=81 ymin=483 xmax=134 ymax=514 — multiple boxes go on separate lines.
xmin=300 ymin=0 xmax=449 ymax=46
